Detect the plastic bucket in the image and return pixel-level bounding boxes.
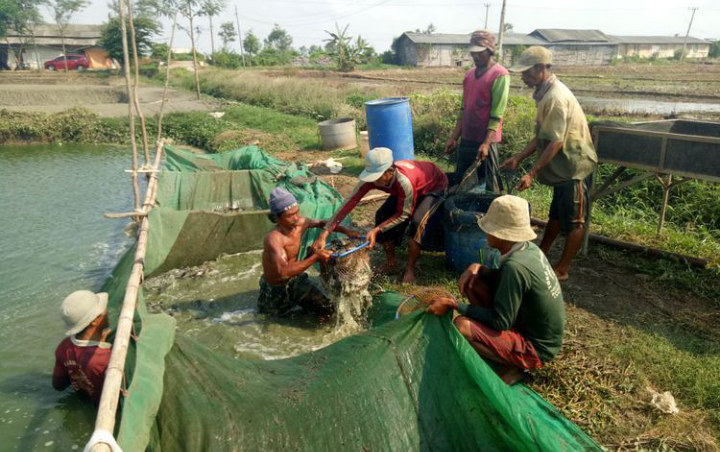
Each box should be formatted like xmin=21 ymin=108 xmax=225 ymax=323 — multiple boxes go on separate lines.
xmin=364 ymin=97 xmax=414 ymax=161
xmin=444 ymin=193 xmax=501 ymax=275
xmin=318 ymin=118 xmax=357 ymax=151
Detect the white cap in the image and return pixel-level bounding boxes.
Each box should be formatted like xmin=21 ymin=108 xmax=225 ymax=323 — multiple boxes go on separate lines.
xmin=61 ymin=290 xmax=108 ymax=336
xmin=359 ymin=147 xmax=394 ymax=182
xmin=477 ymin=195 xmax=536 ymax=242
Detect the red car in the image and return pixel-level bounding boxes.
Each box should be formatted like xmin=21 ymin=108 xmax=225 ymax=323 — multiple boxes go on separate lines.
xmin=44 ymin=54 xmax=89 ymax=71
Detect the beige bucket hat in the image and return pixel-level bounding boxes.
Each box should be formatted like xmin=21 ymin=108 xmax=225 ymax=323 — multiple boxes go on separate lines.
xmin=477 ymin=195 xmax=536 ymax=242
xmin=61 ymin=290 xmax=108 ymax=336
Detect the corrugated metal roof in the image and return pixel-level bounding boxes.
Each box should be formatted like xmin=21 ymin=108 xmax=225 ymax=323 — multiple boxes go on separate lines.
xmin=403 ymin=32 xmax=544 ymax=46
xmin=609 ymin=35 xmax=710 ymax=45
xmin=531 ymin=29 xmax=609 ymax=43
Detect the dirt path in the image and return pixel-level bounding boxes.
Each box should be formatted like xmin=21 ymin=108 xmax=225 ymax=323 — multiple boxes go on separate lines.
xmin=0 ymin=71 xmax=217 ymax=117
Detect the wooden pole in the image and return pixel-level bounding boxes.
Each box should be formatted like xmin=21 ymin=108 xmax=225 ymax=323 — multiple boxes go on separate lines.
xmin=496 ymin=0 xmax=507 ymax=62
xmin=531 ymin=217 xmax=708 ymax=268
xmin=235 ymin=5 xmax=246 ymax=67
xmin=127 ymin=0 xmax=151 ymax=166
xmin=157 ymin=12 xmax=178 ymax=143
xmin=117 ymin=0 xmax=141 ymax=212
xmin=657 ymin=174 xmax=672 ymax=234
xmin=88 ymin=140 xmax=164 ymax=452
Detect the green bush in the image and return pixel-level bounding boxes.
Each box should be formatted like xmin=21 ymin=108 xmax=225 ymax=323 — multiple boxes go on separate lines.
xmin=212 ymin=51 xmax=244 ymax=69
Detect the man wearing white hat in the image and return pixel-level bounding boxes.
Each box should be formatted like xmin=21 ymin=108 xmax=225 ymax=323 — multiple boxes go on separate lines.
xmin=426 ymin=195 xmax=564 ymax=384
xmin=501 ymin=46 xmax=597 ymax=281
xmin=313 ymin=147 xmax=448 ymax=284
xmin=52 ymin=290 xmax=113 ymax=405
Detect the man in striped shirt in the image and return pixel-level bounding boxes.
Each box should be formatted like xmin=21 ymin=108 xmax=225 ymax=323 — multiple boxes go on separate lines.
xmin=313 ymin=147 xmax=448 ymax=284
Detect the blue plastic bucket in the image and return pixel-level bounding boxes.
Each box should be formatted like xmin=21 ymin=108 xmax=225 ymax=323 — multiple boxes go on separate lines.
xmin=444 ymin=193 xmax=501 ymax=275
xmin=364 ymin=97 xmax=414 ymax=161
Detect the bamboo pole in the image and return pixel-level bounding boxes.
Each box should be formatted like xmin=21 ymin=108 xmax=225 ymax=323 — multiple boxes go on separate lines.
xmin=88 ymin=140 xmax=164 ymax=452
xmin=127 ymin=0 xmax=151 ymax=166
xmin=157 ymin=12 xmax=178 ymax=143
xmin=117 ymin=0 xmax=141 ymax=212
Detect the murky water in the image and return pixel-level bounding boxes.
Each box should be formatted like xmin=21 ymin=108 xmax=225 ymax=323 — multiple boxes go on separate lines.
xmin=578 ymin=96 xmax=720 ymax=116
xmin=144 ymin=251 xmax=371 ymax=360
xmin=0 ymin=144 xmax=137 ymax=451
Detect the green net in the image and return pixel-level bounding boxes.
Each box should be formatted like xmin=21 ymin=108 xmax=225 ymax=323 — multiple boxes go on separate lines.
xmin=99 ymin=146 xmax=601 ymax=451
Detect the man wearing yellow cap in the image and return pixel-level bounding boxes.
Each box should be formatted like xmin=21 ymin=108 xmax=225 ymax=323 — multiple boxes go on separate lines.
xmin=444 ymin=29 xmax=510 ymax=192
xmin=501 ymin=46 xmax=597 ymax=281
xmin=426 ymin=195 xmax=564 ymax=385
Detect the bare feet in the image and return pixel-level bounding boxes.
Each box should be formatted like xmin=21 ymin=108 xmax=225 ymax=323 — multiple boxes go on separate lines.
xmin=554 ymin=268 xmax=569 ymax=282
xmin=401 ymin=268 xmax=416 ymax=285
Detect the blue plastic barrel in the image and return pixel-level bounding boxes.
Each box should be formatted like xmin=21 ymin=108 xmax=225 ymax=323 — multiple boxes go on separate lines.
xmin=444 ymin=193 xmax=501 ymax=274
xmin=364 ymin=97 xmax=414 ymax=161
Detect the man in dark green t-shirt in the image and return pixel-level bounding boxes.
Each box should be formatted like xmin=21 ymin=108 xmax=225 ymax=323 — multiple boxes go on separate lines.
xmin=427 ymin=195 xmax=565 ymax=384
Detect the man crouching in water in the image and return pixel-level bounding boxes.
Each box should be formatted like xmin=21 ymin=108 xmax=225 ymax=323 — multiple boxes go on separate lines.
xmin=259 ymin=187 xmax=360 ymax=317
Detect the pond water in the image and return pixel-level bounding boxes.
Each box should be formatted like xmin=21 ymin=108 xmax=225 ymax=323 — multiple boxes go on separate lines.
xmin=578 ymin=95 xmax=720 ymax=116
xmin=0 ymin=144 xmax=136 ymax=451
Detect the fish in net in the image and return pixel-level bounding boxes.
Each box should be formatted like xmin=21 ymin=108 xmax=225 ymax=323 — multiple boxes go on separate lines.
xmin=320 ymin=238 xmax=373 ymax=332
xmin=395 ymin=287 xmax=455 ymax=318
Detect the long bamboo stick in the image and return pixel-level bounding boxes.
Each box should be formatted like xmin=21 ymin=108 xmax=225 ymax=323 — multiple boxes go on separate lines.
xmin=127 ymin=0 xmax=150 ymax=166
xmin=156 ymin=12 xmax=177 ymax=143
xmin=88 ymin=140 xmax=164 ymax=452
xmin=117 ymin=0 xmax=141 ymax=212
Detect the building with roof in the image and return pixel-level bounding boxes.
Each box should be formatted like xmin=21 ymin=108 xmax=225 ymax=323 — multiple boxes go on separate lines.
xmin=1 ymin=24 xmax=111 ymax=70
xmin=395 ymin=29 xmax=711 ymax=67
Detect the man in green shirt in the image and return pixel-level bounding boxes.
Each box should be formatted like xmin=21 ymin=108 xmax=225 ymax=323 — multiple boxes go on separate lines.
xmin=426 ymin=195 xmax=564 ymax=385
xmin=501 ymin=46 xmax=598 ymax=281
xmin=444 ymin=29 xmax=510 ymax=192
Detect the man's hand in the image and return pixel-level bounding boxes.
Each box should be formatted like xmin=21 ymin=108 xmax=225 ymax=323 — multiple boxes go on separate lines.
xmin=500 ymin=156 xmax=520 ymax=171
xmin=312 ymin=230 xmax=330 ymax=252
xmin=346 ymin=229 xmax=363 ymax=239
xmin=444 ymin=138 xmax=458 ymax=155
xmin=477 ymin=142 xmax=490 ymax=161
xmin=366 ymin=227 xmax=381 ymax=248
xmin=458 ymin=263 xmax=482 ymax=295
xmin=100 ymin=328 xmax=113 ymax=343
xmin=515 ymin=173 xmax=534 ymax=192
xmin=425 ymin=296 xmax=458 ymax=317
xmin=314 ymin=248 xmax=333 ymax=262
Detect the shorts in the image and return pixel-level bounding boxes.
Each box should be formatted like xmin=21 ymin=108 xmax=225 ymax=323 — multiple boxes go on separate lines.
xmin=374 ymin=192 xmax=445 ymax=252
xmin=458 ymin=271 xmax=542 ymax=371
xmin=548 ymin=174 xmax=593 ymax=234
xmin=455 ymin=139 xmax=503 ymax=193
xmin=458 ymin=318 xmax=543 ymax=371
xmin=257 ymin=273 xmax=334 ymax=317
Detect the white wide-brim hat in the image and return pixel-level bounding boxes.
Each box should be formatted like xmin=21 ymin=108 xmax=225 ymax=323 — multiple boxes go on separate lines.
xmin=61 ymin=290 xmax=108 ymax=336
xmin=477 ymin=195 xmax=536 ymax=242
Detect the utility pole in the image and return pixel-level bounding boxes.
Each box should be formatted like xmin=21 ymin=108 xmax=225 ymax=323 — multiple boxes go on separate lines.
xmin=496 ymin=0 xmax=507 ymax=62
xmin=680 ymin=6 xmax=699 ymax=61
xmin=483 ymin=3 xmax=490 ymax=29
xmin=235 ymin=4 xmax=246 ymax=67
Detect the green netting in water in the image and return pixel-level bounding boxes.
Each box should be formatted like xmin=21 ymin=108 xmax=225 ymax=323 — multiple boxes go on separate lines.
xmin=100 ymin=147 xmax=601 ymax=451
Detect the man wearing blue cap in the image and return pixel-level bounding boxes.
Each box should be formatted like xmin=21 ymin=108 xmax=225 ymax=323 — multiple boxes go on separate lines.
xmin=259 ymin=187 xmax=359 ymax=317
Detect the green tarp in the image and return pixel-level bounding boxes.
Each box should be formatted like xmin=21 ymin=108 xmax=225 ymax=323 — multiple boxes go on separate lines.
xmin=100 ymin=146 xmax=601 ymax=451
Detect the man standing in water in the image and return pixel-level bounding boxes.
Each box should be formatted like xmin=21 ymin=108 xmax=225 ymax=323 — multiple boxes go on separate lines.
xmin=53 ymin=290 xmax=113 ymax=405
xmin=501 ymin=46 xmax=597 ymax=281
xmin=259 ymin=187 xmax=359 ymax=317
xmin=444 ymin=29 xmax=509 ymax=192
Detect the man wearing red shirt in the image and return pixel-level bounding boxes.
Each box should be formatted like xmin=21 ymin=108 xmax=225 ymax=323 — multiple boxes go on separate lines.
xmin=53 ymin=290 xmax=113 ymax=405
xmin=313 ymin=147 xmax=448 ymax=283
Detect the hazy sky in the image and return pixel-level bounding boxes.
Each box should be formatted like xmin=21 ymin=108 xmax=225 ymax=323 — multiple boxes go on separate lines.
xmin=57 ymin=0 xmax=720 ymax=53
